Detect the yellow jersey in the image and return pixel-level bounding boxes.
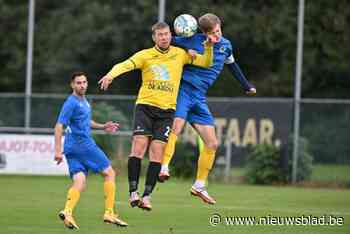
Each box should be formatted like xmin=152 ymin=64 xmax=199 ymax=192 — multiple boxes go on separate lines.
xmin=107 ymin=44 xmax=213 ymax=110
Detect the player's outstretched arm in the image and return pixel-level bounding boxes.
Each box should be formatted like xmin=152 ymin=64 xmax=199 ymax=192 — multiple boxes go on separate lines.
xmin=54 ymin=123 xmax=64 ymax=165
xmin=99 ymin=52 xmax=145 ymax=91
xmin=227 ymin=62 xmax=256 ymax=95
xmin=186 ymin=41 xmax=214 ymax=68
xmin=187 ymin=49 xmax=197 ymax=59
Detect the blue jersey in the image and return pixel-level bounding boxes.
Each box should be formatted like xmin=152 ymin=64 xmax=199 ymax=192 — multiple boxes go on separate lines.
xmin=173 ymin=33 xmax=235 ymax=95
xmin=57 ymin=95 xmax=94 ymax=148
xmin=57 ymin=94 xmax=110 ymax=177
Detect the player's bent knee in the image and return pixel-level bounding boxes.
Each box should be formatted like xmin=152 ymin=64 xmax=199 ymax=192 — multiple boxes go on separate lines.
xmin=149 ymin=149 xmax=164 ymax=163
xmin=172 ymin=123 xmax=182 ymax=135
xmin=149 ymin=154 xmax=162 ymax=163
xmin=206 ymin=140 xmax=219 ymax=150
xmin=73 ymin=179 xmax=86 ymax=192
xmin=110 ymin=168 xmax=116 ymax=178
xmin=102 ymin=166 xmax=116 ymax=180
xmin=149 ymin=140 xmax=166 ymax=162
xmin=172 ymin=118 xmax=185 ymax=135
xmin=149 ymin=146 xmax=163 ymax=162
xmin=130 ymin=147 xmax=147 ymax=158
xmin=130 ymin=136 xmax=148 ymax=158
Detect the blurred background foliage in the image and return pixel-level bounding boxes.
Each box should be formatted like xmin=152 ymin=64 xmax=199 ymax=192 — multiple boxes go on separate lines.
xmin=1 ymin=0 xmax=349 ymax=98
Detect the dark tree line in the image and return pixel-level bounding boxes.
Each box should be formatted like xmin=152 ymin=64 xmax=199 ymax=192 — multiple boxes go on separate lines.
xmin=1 ymin=0 xmax=349 ymax=98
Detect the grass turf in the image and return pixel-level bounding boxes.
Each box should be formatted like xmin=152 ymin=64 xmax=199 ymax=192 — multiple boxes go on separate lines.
xmin=0 ymin=175 xmax=349 ymax=234
xmin=229 ymin=164 xmax=350 ymax=185
xmin=311 ymin=164 xmax=350 ymax=183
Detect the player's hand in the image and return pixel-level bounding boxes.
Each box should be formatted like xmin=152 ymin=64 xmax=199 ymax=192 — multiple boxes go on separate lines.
xmin=187 ymin=49 xmax=197 ymax=59
xmin=103 ymin=121 xmax=120 ymax=133
xmin=98 ymin=75 xmax=113 ymax=91
xmin=203 ymin=38 xmax=214 ymax=47
xmin=246 ymin=87 xmax=256 ymax=96
xmin=54 ymin=152 xmax=63 ymax=165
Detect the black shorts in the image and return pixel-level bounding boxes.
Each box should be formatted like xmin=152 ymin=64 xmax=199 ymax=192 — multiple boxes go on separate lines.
xmin=132 ymin=104 xmax=174 ymax=143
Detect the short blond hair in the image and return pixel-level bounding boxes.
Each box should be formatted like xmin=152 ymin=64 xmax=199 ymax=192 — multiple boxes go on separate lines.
xmin=151 ymin=22 xmax=170 ymax=35
xmin=198 ymin=13 xmax=221 ymax=33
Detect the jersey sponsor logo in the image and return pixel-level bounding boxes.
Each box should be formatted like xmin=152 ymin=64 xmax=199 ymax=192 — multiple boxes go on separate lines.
xmin=149 ymin=64 xmax=170 ymax=81
xmin=147 ymin=80 xmax=174 ymax=93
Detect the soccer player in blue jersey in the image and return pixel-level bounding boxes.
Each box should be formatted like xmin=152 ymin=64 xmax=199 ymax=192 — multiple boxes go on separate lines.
xmin=54 ymin=72 xmax=127 ymax=229
xmin=159 ymin=13 xmax=256 ymax=205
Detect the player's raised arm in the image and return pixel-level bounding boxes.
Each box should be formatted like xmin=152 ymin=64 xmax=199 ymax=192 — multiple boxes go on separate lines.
xmin=99 ymin=52 xmax=145 ymax=91
xmin=185 ymin=41 xmax=213 ymax=68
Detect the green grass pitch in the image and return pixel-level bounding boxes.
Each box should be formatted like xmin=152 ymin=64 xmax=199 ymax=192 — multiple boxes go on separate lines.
xmin=0 ymin=175 xmax=349 ymax=234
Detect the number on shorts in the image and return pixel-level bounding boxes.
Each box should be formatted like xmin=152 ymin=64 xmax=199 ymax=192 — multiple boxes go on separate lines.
xmin=164 ymin=126 xmax=171 ymax=137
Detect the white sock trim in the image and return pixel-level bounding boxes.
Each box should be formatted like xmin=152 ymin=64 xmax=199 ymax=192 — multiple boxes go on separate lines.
xmin=160 ymin=164 xmax=169 ymax=172
xmin=193 ymin=180 xmax=205 ymax=188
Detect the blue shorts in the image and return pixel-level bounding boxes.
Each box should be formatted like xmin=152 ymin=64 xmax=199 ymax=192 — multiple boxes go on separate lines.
xmin=175 ymin=84 xmax=214 ymax=125
xmin=64 ymin=143 xmax=110 ymax=178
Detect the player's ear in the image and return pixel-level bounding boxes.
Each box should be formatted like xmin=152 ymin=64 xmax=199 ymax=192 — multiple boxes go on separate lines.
xmin=152 ymin=34 xmax=156 ymax=43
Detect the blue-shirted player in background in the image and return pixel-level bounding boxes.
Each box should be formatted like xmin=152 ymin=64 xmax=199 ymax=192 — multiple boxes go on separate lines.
xmin=54 ymin=72 xmax=127 ymax=229
xmin=159 ymin=13 xmax=256 ymax=205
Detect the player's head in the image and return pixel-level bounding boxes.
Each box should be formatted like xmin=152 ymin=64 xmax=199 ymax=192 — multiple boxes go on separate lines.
xmin=198 ymin=13 xmax=222 ymax=43
xmin=70 ymin=71 xmax=88 ymax=96
xmin=152 ymin=22 xmax=172 ymax=50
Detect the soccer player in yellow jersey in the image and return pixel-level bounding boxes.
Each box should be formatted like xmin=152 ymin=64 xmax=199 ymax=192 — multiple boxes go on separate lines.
xmin=99 ymin=22 xmax=213 ymax=211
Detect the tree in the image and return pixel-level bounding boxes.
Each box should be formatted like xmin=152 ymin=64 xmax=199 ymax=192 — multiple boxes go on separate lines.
xmin=1 ymin=0 xmax=349 ymax=98
xmin=0 ymin=0 xmax=28 ymax=92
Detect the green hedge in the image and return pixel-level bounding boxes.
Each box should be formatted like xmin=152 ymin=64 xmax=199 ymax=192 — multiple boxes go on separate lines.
xmin=245 ymin=144 xmax=284 ymax=184
xmin=245 ymin=137 xmax=313 ymax=184
xmin=170 ymin=142 xmax=198 ymax=179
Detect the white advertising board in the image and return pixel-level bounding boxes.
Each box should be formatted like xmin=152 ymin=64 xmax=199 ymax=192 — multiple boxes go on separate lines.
xmin=0 ymin=134 xmax=68 ymax=175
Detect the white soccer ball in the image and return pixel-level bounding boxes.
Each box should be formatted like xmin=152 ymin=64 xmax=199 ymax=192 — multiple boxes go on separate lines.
xmin=173 ymin=14 xmax=198 ymax=37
